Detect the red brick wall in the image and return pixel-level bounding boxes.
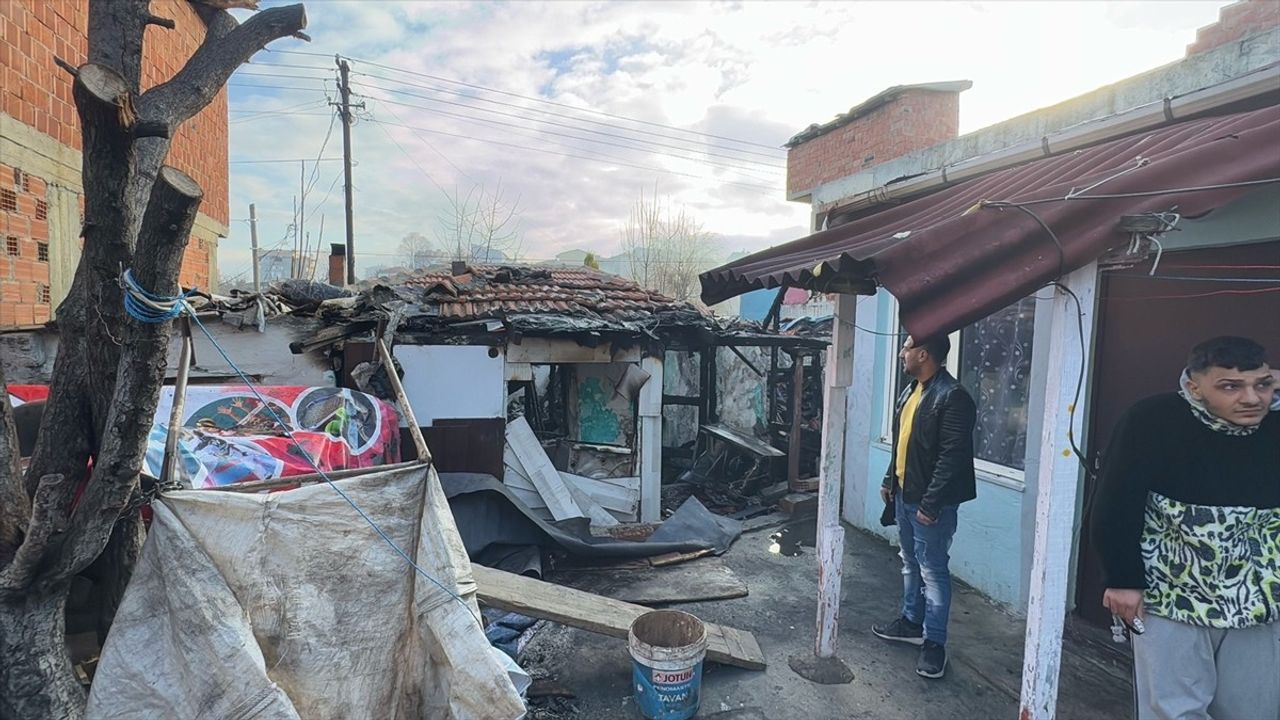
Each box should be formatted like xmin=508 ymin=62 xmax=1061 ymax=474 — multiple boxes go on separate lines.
xmin=0 ymin=166 xmax=52 ymax=327
xmin=1187 ymin=0 xmax=1280 ymax=55
xmin=0 ymin=0 xmax=227 ymax=325
xmin=787 ymin=90 xmax=961 ymax=197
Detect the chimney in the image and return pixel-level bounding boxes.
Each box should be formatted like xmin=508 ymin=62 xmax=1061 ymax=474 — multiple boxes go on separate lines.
xmin=785 ymin=81 xmax=971 ymax=201
xmin=328 ymin=244 xmax=346 ymax=286
xmin=451 ymin=261 xmax=467 ymax=276
xmin=1186 ymin=0 xmax=1279 ymax=56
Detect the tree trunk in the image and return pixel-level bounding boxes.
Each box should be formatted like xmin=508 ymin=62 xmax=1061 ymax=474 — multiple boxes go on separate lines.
xmin=0 ymin=585 xmax=82 ymax=720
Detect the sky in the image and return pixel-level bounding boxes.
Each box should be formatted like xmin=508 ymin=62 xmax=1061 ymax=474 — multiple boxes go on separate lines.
xmin=219 ymin=0 xmax=1232 ymax=286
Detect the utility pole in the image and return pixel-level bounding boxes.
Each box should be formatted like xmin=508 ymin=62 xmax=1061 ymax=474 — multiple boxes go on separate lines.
xmin=248 ymin=202 xmax=261 ymax=294
xmin=335 ymin=55 xmax=361 ymax=285
xmin=299 ymin=160 xmax=306 ymax=279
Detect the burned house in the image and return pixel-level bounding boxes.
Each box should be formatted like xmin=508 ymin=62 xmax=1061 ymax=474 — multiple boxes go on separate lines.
xmin=295 ymin=263 xmax=826 ymax=523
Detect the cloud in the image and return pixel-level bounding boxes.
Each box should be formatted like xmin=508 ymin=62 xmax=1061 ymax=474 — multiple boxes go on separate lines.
xmin=216 ymin=0 xmax=1230 ymax=285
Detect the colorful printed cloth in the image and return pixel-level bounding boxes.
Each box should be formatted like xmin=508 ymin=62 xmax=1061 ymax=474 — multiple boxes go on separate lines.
xmin=8 ymin=385 xmax=401 ymax=488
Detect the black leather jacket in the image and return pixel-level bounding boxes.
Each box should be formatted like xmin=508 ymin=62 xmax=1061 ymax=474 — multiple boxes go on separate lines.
xmin=881 ymin=370 xmax=978 ymax=519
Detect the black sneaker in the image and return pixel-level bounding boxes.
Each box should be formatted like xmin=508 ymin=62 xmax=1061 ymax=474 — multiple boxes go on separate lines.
xmin=871 ymin=617 xmax=924 ymax=646
xmin=916 ymin=640 xmax=947 ymax=679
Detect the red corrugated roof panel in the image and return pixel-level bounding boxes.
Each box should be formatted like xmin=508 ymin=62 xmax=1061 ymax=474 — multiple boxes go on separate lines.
xmin=700 ymin=104 xmax=1280 ymax=338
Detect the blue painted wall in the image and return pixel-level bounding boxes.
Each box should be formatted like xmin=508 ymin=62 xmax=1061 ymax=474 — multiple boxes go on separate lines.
xmin=851 ymin=289 xmax=1026 ymax=610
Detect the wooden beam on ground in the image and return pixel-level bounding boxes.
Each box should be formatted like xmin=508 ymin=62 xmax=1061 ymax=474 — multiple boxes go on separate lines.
xmin=1019 ymin=263 xmax=1099 ymax=720
xmin=815 ymin=293 xmax=855 ymax=659
xmin=507 ymin=416 xmax=584 ymax=520
xmin=473 ymin=565 xmax=766 ymax=670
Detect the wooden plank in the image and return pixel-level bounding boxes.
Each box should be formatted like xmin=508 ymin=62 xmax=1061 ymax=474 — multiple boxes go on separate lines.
xmin=639 ymin=415 xmax=662 ymax=523
xmin=505 ymin=338 xmax=641 ymax=364
xmin=1020 ymin=263 xmax=1099 ymax=720
xmin=638 ymin=356 xmax=663 ymax=417
xmin=378 ymin=339 xmax=432 ymax=462
xmin=505 ymin=361 xmax=533 ymax=382
xmin=507 ymin=417 xmax=583 ymax=521
xmin=560 ymin=472 xmax=638 ymax=516
xmin=649 ymin=548 xmax=714 ymax=568
xmin=473 ymin=565 xmax=767 ymax=671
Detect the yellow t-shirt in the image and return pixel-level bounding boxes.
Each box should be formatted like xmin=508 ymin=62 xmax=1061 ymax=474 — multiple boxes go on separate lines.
xmin=895 ymin=382 xmax=925 ymax=487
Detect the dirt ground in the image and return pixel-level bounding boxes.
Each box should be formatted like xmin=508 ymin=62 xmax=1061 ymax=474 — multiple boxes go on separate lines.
xmin=519 ymin=516 xmax=1133 ymax=720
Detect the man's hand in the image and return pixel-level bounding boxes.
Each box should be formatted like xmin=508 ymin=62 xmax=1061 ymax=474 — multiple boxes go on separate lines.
xmin=880 ymin=486 xmax=892 ymax=504
xmin=916 ymin=509 xmax=935 ymax=526
xmin=1102 ymin=588 xmax=1145 ymax=626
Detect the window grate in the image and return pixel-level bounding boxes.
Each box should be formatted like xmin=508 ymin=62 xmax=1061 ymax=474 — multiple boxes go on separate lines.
xmin=37 ymin=284 xmax=50 ymax=304
xmin=5 ymin=236 xmax=18 ymax=257
xmin=0 ymin=188 xmax=15 ymax=213
xmin=37 ymin=242 xmax=49 ymax=262
xmin=34 ymin=199 xmax=47 ymax=221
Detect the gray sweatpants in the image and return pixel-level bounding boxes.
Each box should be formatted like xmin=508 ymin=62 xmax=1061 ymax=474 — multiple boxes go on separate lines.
xmin=1132 ymin=613 xmax=1280 ymax=720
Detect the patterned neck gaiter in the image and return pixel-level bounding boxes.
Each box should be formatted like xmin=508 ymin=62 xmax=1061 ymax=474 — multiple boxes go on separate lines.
xmin=1177 ymin=369 xmax=1266 ymax=437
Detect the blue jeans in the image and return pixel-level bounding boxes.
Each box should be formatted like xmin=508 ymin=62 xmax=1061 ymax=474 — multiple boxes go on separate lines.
xmin=895 ymin=490 xmax=958 ymax=645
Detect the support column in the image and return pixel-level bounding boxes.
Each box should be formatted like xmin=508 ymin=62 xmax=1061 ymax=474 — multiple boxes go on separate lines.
xmin=1019 ymin=263 xmax=1099 ymax=720
xmin=638 ymin=355 xmax=663 ymax=523
xmin=791 ymin=292 xmax=857 ymax=685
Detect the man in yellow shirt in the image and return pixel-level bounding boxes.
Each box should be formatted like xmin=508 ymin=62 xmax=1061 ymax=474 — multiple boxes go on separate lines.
xmin=872 ymin=335 xmax=976 ymax=679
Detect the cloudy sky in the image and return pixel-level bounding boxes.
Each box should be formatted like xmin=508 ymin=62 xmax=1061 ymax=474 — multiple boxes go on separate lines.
xmin=220 ymin=0 xmax=1231 ymax=285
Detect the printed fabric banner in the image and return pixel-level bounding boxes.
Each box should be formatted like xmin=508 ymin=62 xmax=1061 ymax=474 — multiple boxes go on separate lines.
xmin=8 ymin=385 xmax=401 ymax=488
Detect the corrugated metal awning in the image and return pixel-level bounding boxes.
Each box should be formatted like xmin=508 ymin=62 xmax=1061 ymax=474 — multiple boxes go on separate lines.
xmin=700 ymin=104 xmax=1280 ymax=338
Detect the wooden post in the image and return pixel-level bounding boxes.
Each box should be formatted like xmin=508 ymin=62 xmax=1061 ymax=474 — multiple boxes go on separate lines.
xmin=787 ymin=351 xmax=804 ymax=489
xmin=842 ymin=300 xmax=876 ymax=525
xmin=815 ymin=294 xmax=856 ymax=658
xmin=377 ymin=337 xmax=432 ymax=463
xmin=1019 ymin=263 xmax=1099 ymax=719
xmin=159 ymin=317 xmax=194 ymax=485
xmin=638 ymin=355 xmax=663 ymax=523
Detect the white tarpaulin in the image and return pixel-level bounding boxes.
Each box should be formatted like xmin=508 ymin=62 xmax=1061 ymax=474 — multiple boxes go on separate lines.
xmin=86 ymin=464 xmax=525 ymax=720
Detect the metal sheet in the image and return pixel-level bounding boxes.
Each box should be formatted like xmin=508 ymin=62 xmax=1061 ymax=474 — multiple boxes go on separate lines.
xmin=700 ymin=105 xmax=1280 ymax=338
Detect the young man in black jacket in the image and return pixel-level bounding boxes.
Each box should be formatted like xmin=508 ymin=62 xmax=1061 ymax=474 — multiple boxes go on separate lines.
xmin=871 ymin=335 xmax=977 ymax=679
xmin=1091 ymin=336 xmax=1279 ymax=720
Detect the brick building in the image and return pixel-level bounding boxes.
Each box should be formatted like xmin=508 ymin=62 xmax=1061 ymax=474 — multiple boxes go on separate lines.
xmin=1 ymin=0 xmax=227 ymax=328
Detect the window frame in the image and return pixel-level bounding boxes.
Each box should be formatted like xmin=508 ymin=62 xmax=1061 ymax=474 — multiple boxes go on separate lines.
xmin=878 ymin=295 xmax=1030 ymax=488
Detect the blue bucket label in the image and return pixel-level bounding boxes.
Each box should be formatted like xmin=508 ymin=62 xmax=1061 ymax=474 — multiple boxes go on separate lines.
xmin=632 ymin=661 xmax=703 ymax=720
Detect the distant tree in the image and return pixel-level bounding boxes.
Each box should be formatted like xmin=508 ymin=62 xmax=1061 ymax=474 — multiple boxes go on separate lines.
xmin=583 ymin=252 xmax=600 ymax=270
xmin=396 ymin=231 xmax=436 ymax=269
xmin=619 ymin=185 xmax=720 ymax=301
xmin=436 ymin=180 xmax=522 ymax=263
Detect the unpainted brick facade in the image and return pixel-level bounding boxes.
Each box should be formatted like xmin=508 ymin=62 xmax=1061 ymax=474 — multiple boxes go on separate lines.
xmin=1 ymin=0 xmax=227 ymax=327
xmin=786 ymin=90 xmax=960 ymax=198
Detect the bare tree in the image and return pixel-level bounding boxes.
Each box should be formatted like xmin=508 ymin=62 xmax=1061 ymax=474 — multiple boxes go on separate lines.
xmin=619 ymin=186 xmax=720 ymax=301
xmin=396 ymin=231 xmax=435 ymax=269
xmin=0 ymin=3 xmax=307 ymax=717
xmin=435 ymin=180 xmax=522 ymax=263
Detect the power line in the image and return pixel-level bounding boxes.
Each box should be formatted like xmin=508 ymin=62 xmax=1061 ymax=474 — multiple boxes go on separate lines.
xmin=356 ymin=90 xmax=782 ymax=181
xmin=347 ymin=55 xmax=787 ymax=153
xmin=350 ymin=72 xmax=787 ymax=164
xmin=229 ymin=157 xmax=345 ymax=164
xmin=365 ymin=116 xmax=781 ymax=194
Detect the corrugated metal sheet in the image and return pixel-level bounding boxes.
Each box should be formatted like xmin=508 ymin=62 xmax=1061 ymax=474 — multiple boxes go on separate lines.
xmin=700 ymin=104 xmax=1280 ymax=338
xmin=399 ymin=265 xmax=680 ymax=323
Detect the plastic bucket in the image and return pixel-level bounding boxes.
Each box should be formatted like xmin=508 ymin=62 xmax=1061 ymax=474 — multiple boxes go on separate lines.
xmin=628 ymin=610 xmax=708 ymax=720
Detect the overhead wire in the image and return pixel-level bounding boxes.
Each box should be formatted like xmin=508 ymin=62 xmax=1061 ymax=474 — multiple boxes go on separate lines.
xmin=354 ymin=87 xmax=784 ymax=179
xmin=350 ymin=73 xmax=786 ymax=164
xmin=364 ymin=116 xmax=781 ymax=194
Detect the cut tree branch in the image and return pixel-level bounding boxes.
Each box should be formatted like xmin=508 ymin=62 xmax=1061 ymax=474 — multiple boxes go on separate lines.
xmin=87 ymin=0 xmax=149 ymax=90
xmin=43 ymin=167 xmax=203 ymax=588
xmin=144 ymin=14 xmax=176 ymax=30
xmin=0 ymin=475 xmax=70 ymax=597
xmin=140 ymin=4 xmax=307 ymax=127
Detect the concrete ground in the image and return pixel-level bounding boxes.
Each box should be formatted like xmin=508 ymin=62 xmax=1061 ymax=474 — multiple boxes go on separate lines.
xmin=520 ymin=516 xmax=1133 ymax=720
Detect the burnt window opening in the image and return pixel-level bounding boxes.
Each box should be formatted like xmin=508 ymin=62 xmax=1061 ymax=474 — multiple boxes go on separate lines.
xmin=0 ymin=188 xmax=16 ymax=213
xmin=37 ymin=242 xmax=49 ymax=262
xmin=5 ymin=236 xmax=18 ymax=257
xmin=34 ymin=199 xmax=47 ymax=221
